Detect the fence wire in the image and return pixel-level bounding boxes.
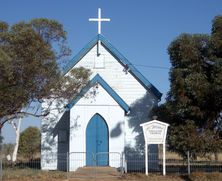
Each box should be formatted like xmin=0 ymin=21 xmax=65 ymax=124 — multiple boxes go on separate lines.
xmin=1 ymin=151 xmax=222 ymax=180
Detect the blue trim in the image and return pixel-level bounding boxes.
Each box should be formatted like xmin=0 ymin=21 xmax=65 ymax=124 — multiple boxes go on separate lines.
xmin=66 ymin=74 xmax=130 ymax=113
xmin=62 ymin=34 xmax=162 ymax=99
xmin=86 ymin=113 xmax=109 ymax=166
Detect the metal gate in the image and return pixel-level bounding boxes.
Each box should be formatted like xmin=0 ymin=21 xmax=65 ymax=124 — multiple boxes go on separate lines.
xmin=67 ymin=152 xmax=123 ymax=179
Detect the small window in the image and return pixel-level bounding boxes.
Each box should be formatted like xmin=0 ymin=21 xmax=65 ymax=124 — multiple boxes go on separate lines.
xmin=58 ymin=130 xmax=67 ymax=143
xmin=94 ymin=54 xmax=105 ymax=68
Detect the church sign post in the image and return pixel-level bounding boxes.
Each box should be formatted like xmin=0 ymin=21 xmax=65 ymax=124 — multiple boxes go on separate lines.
xmin=140 ymin=120 xmax=169 ymax=175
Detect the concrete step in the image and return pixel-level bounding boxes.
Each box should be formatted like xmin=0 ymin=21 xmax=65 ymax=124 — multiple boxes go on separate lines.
xmin=68 ymin=166 xmax=121 ymax=178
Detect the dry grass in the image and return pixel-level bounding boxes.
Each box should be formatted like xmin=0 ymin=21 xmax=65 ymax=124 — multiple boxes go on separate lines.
xmin=123 ymin=173 xmax=184 ymax=181
xmin=3 ymin=169 xmax=222 ymax=181
xmin=163 ymin=150 xmax=222 ymax=161
xmin=3 ymin=169 xmax=66 ymax=181
xmin=188 ymin=172 xmax=222 ymax=181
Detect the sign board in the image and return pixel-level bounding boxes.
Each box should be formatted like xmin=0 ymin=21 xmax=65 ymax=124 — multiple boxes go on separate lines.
xmin=140 ymin=120 xmax=169 ymax=144
xmin=140 ymin=120 xmax=169 ymax=176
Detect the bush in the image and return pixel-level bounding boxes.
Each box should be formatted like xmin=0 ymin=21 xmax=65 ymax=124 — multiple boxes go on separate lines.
xmin=18 ymin=127 xmax=40 ymax=160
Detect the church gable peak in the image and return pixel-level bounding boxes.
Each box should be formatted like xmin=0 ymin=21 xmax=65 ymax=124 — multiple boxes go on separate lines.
xmin=63 ymin=34 xmax=162 ymax=100
xmin=66 ymin=73 xmax=130 ymax=113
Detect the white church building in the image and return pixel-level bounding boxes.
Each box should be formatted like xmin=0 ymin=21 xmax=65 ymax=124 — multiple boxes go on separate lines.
xmin=41 ymin=9 xmax=162 ymax=171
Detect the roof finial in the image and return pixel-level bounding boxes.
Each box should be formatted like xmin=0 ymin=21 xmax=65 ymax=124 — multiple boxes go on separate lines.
xmin=89 ymin=8 xmax=110 ymax=34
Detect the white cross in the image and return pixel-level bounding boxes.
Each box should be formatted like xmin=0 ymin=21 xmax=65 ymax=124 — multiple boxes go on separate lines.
xmin=89 ymin=8 xmax=110 ymax=34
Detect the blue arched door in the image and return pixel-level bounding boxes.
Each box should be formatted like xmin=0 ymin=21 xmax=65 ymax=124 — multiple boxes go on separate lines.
xmin=86 ymin=114 xmax=109 ymax=166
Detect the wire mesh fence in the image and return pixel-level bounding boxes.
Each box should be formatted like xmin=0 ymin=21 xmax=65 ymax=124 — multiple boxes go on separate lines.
xmin=1 ymin=151 xmax=222 ymax=180
xmin=125 ymin=151 xmax=222 ymax=174
xmin=2 ymin=153 xmax=67 ymax=180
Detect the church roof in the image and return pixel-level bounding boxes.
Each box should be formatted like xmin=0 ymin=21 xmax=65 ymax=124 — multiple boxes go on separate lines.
xmin=66 ymin=74 xmax=130 ymax=113
xmin=63 ymin=34 xmax=162 ymax=100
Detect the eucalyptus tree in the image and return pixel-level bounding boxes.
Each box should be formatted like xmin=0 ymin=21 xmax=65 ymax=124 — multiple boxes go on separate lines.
xmin=154 ymin=16 xmax=222 ymax=158
xmin=0 ymin=19 xmax=90 ymax=128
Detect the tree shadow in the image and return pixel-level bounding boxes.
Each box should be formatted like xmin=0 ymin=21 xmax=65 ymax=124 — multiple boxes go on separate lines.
xmin=41 ymin=109 xmax=83 ymax=171
xmin=110 ymin=122 xmax=124 ymax=138
xmin=41 ymin=110 xmax=70 ymax=171
xmin=53 ymin=111 xmax=70 ymax=171
xmin=127 ymin=93 xmax=157 ymax=150
xmin=124 ymin=93 xmax=159 ymax=171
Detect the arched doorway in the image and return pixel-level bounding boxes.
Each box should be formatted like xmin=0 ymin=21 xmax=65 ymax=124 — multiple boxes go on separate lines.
xmin=86 ymin=113 xmax=109 ymax=166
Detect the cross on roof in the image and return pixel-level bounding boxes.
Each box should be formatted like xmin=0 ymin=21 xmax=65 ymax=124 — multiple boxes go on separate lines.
xmin=89 ymin=8 xmax=110 ymax=34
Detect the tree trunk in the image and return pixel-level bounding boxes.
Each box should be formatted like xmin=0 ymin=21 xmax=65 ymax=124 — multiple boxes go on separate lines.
xmin=11 ymin=118 xmax=22 ymax=162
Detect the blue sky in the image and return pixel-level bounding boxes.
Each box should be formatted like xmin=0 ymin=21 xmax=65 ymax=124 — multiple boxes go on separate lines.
xmin=1 ymin=0 xmax=222 ymax=143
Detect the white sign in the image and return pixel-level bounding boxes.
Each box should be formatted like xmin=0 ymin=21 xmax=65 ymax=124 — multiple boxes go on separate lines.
xmin=141 ymin=120 xmax=169 ymax=144
xmin=140 ymin=120 xmax=169 ymax=176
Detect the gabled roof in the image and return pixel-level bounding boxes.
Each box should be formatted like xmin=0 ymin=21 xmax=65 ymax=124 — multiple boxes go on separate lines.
xmin=62 ymin=34 xmax=162 ymax=100
xmin=66 ymin=74 xmax=130 ymax=113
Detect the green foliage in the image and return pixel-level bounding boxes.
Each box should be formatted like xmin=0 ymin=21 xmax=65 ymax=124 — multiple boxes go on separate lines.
xmin=18 ymin=127 xmax=40 ymax=160
xmin=168 ymin=121 xmax=222 ymax=159
xmin=167 ymin=34 xmax=212 ymax=126
xmin=2 ymin=143 xmax=14 ymax=157
xmin=154 ymin=15 xmax=222 ymax=158
xmin=0 ymin=21 xmax=8 ymax=32
xmin=0 ymin=18 xmax=90 ymax=125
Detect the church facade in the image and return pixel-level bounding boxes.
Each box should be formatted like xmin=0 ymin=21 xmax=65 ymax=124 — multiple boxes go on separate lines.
xmin=41 ymin=9 xmax=162 ymax=171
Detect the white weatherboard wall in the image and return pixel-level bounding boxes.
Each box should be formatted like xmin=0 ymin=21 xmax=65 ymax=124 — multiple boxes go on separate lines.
xmin=41 ymin=40 xmax=159 ymax=171
xmin=41 ymin=100 xmax=65 ymax=170
xmin=68 ymin=43 xmax=157 ymax=147
xmin=71 ymin=44 xmax=148 ymax=105
xmin=69 ymin=85 xmax=125 ymax=171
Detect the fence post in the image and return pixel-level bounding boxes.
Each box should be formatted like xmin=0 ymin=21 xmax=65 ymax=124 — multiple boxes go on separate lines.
xmin=163 ymin=143 xmax=166 ymax=175
xmin=0 ymin=157 xmax=2 ymax=181
xmin=121 ymin=152 xmax=124 ymax=176
xmin=66 ymin=152 xmax=69 ymax=180
xmin=0 ymin=129 xmax=2 ymax=181
xmin=125 ymin=154 xmax=127 ymax=173
xmin=187 ymin=151 xmax=190 ymax=175
xmin=145 ymin=144 xmax=148 ymax=175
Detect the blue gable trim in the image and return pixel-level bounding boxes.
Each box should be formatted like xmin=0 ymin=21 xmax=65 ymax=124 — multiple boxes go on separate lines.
xmin=62 ymin=34 xmax=162 ymax=100
xmin=66 ymin=74 xmax=130 ymax=113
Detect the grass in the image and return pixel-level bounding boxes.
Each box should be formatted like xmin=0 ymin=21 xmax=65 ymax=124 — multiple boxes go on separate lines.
xmin=3 ymin=168 xmax=67 ymax=181
xmin=2 ymin=168 xmax=222 ymax=181
xmin=161 ymin=150 xmax=222 ymax=162
xmin=2 ymin=151 xmax=222 ymax=180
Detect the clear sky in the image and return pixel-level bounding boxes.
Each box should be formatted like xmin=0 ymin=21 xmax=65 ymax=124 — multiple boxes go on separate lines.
xmin=1 ymin=0 xmax=222 ymax=143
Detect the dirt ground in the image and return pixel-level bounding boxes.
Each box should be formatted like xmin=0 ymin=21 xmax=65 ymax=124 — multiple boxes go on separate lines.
xmin=4 ymin=173 xmax=222 ymax=181
xmin=3 ymin=167 xmax=222 ymax=181
xmin=2 ymin=174 xmax=184 ymax=181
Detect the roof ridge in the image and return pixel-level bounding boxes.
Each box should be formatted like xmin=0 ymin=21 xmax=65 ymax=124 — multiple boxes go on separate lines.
xmin=62 ymin=34 xmax=162 ymax=100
